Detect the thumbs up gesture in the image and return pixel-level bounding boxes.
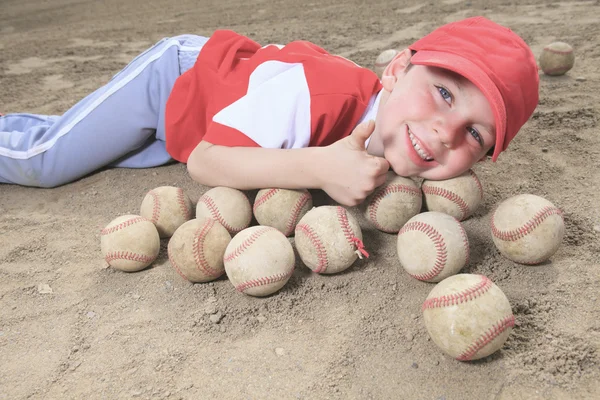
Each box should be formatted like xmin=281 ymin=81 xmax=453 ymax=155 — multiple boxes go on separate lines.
xmin=319 ymin=120 xmax=390 ymax=206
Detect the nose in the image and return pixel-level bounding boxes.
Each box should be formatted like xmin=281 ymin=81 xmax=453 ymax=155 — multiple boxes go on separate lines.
xmin=433 ymin=113 xmax=465 ymax=148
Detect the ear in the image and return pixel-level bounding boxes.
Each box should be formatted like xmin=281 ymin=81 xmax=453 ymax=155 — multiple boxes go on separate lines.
xmin=381 ymin=49 xmax=412 ymax=92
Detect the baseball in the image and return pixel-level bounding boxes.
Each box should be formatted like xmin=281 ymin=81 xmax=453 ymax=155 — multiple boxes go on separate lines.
xmin=397 ymin=211 xmax=469 ymax=282
xmin=224 ymin=226 xmax=295 ymax=297
xmin=491 ymin=194 xmax=565 ymax=264
xmin=140 ymin=186 xmax=194 ymax=238
xmin=539 ymin=41 xmax=575 ymax=76
xmin=374 ymin=49 xmax=399 ymax=78
xmin=364 ymin=172 xmax=422 ymax=233
xmin=100 ymin=215 xmax=160 ymax=272
xmin=253 ymin=188 xmax=313 ymax=236
xmin=295 ymin=206 xmax=367 ymax=274
xmin=422 ymin=274 xmax=515 ymax=361
xmin=167 ymin=217 xmax=231 ymax=283
xmin=196 ymin=187 xmax=252 ymax=235
xmin=421 ymin=169 xmax=483 ymax=221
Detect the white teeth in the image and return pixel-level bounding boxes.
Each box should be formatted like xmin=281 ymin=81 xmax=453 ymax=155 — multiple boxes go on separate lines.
xmin=409 ymin=131 xmax=433 ymax=161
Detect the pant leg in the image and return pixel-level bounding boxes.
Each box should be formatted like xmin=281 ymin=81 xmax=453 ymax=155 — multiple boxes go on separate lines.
xmin=0 ymin=35 xmax=206 ymax=188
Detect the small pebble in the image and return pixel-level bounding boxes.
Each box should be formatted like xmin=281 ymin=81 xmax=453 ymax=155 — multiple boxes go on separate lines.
xmin=405 ymin=332 xmax=414 ymax=341
xmin=204 ymin=303 xmax=218 ymax=315
xmin=410 ymin=313 xmax=418 ymax=320
xmin=411 ymin=362 xmax=419 ymax=369
xmin=37 ymin=284 xmax=53 ymax=294
xmin=275 ymin=347 xmax=286 ymax=356
xmin=541 ymin=148 xmax=548 ymax=153
xmin=86 ymin=311 xmax=96 ymax=319
xmin=575 ymin=76 xmax=586 ymax=82
xmin=257 ymin=315 xmax=267 ymax=323
xmin=210 ymin=311 xmax=223 ymax=324
xmin=593 ymin=225 xmax=600 ymax=233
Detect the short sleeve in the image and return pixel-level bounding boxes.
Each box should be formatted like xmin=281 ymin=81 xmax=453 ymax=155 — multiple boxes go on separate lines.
xmin=203 ymin=60 xmax=312 ymax=149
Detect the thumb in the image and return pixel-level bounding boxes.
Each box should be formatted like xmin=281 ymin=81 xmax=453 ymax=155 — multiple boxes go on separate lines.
xmin=349 ymin=120 xmax=375 ymax=150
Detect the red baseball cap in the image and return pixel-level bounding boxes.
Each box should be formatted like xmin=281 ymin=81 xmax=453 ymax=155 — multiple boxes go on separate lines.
xmin=408 ymin=17 xmax=539 ymax=161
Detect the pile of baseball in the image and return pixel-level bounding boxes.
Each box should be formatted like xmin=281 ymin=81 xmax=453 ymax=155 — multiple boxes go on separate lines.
xmin=100 ymin=169 xmax=565 ymax=362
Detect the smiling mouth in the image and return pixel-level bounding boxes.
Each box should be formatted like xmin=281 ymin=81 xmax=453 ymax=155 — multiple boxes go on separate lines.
xmin=409 ymin=130 xmax=434 ymax=161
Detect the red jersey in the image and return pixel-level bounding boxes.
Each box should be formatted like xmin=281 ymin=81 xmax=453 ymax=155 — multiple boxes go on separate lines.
xmin=165 ymin=30 xmax=382 ymax=162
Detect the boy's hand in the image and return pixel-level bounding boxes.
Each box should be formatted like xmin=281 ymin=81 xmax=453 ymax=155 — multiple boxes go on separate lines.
xmin=320 ymin=120 xmax=390 ymax=206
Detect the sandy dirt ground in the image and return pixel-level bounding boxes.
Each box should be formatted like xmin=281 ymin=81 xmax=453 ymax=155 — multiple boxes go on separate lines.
xmin=1 ymin=0 xmax=599 ymax=399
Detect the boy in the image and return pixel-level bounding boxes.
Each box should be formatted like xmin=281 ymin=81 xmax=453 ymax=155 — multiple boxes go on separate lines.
xmin=0 ymin=17 xmax=539 ymax=206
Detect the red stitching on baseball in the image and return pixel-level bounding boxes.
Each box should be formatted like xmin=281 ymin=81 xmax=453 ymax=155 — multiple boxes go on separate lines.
xmin=458 ymin=220 xmax=470 ymax=267
xmin=253 ymin=188 xmax=278 ymax=213
xmin=235 ymin=268 xmax=294 ymax=293
xmin=100 ymin=216 xmax=147 ymax=235
xmin=337 ymin=206 xmax=369 ymax=258
xmin=491 ymin=206 xmax=563 ymax=242
xmin=296 ymin=223 xmax=328 ymax=273
xmin=223 ymin=226 xmax=272 ymax=263
xmin=199 ymin=195 xmax=237 ymax=233
xmin=468 ymin=170 xmax=484 ymax=200
xmin=422 ymin=275 xmax=493 ymax=310
xmin=399 ymin=221 xmax=447 ymax=281
xmin=285 ymin=192 xmax=311 ymax=236
xmin=368 ymin=184 xmax=421 ymax=233
xmin=148 ymin=190 xmax=160 ymax=224
xmin=168 ymin=242 xmax=190 ymax=280
xmin=457 ymin=314 xmax=516 ymax=361
xmin=104 ymin=251 xmax=154 ymax=264
xmin=177 ymin=188 xmax=192 ymax=220
xmin=422 ymin=185 xmax=469 ymax=220
xmin=193 ymin=218 xmax=221 ymax=278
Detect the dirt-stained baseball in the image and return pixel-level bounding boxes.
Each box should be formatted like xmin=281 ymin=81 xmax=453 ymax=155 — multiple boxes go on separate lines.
xmin=253 ymin=188 xmax=313 ymax=236
xmin=539 ymin=41 xmax=575 ymax=76
xmin=421 ymin=169 xmax=483 ymax=221
xmin=140 ymin=186 xmax=193 ymax=238
xmin=374 ymin=49 xmax=399 ymax=78
xmin=491 ymin=194 xmax=565 ymax=264
xmin=364 ymin=172 xmax=422 ymax=233
xmin=224 ymin=226 xmax=295 ymax=297
xmin=100 ymin=215 xmax=160 ymax=272
xmin=167 ymin=217 xmax=231 ymax=283
xmin=397 ymin=211 xmax=469 ymax=282
xmin=196 ymin=187 xmax=252 ymax=235
xmin=422 ymin=274 xmax=515 ymax=361
xmin=295 ymin=206 xmax=367 ymax=274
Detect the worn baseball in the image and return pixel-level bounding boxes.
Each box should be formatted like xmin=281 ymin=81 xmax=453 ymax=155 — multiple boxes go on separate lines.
xmin=374 ymin=49 xmax=399 ymax=78
xmin=167 ymin=217 xmax=231 ymax=283
xmin=422 ymin=274 xmax=515 ymax=361
xmin=539 ymin=42 xmax=575 ymax=76
xmin=422 ymin=169 xmax=483 ymax=221
xmin=491 ymin=194 xmax=565 ymax=264
xmin=196 ymin=187 xmax=252 ymax=235
xmin=295 ymin=206 xmax=367 ymax=274
xmin=253 ymin=188 xmax=313 ymax=236
xmin=397 ymin=211 xmax=469 ymax=282
xmin=224 ymin=226 xmax=295 ymax=297
xmin=100 ymin=215 xmax=160 ymax=272
xmin=140 ymin=186 xmax=194 ymax=238
xmin=364 ymin=172 xmax=422 ymax=233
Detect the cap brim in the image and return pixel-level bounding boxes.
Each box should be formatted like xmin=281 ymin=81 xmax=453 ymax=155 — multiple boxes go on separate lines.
xmin=410 ymin=50 xmax=506 ymax=161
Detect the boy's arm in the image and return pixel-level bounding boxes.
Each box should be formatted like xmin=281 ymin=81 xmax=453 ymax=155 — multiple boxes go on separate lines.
xmin=187 ymin=121 xmax=390 ymax=206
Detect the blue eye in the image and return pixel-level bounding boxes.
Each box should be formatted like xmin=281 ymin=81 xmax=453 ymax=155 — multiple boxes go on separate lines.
xmin=437 ymin=86 xmax=452 ymax=103
xmin=468 ymin=127 xmax=483 ymax=146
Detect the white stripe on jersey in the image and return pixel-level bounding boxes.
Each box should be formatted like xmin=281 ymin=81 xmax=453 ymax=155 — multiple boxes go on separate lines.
xmin=212 ymin=61 xmax=311 ymax=149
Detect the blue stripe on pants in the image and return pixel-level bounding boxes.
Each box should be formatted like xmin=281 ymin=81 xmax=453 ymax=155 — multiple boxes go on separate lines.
xmin=0 ymin=35 xmax=207 ymax=187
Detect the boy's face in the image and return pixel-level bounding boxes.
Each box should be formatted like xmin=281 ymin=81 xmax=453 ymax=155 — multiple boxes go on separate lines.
xmin=374 ymin=50 xmax=496 ymax=180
